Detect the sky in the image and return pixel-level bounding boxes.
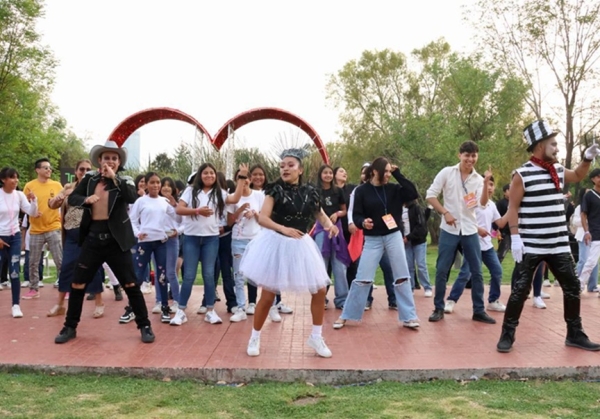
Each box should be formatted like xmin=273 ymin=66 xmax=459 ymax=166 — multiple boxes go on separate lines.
xmin=38 ymin=0 xmax=479 ymax=166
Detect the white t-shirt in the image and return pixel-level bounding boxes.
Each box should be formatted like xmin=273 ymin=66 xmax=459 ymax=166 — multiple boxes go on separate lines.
xmin=227 ymin=190 xmax=265 ymax=240
xmin=476 ymin=201 xmax=501 ymax=251
xmin=402 ymin=206 xmax=410 ymax=237
xmin=180 ymin=187 xmax=228 ymax=237
xmin=129 ymin=195 xmax=180 ymax=242
xmin=0 ymin=189 xmax=37 ymax=236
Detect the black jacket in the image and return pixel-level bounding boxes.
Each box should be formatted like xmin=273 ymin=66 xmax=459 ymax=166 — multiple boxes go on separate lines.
xmin=405 ymin=201 xmax=430 ymax=245
xmin=68 ymin=171 xmax=138 ymax=252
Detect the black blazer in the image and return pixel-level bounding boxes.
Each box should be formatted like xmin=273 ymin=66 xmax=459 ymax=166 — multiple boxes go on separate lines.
xmin=68 ymin=171 xmax=138 ymax=252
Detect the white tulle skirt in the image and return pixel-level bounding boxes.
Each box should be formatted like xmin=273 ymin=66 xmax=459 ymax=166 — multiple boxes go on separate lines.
xmin=239 ymin=228 xmax=331 ymax=294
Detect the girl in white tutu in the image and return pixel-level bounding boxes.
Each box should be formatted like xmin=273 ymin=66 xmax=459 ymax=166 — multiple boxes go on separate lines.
xmin=242 ymin=149 xmax=339 ymax=358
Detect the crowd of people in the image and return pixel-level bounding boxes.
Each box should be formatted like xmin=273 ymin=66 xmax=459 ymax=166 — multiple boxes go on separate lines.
xmin=2 ymin=119 xmax=600 ymax=357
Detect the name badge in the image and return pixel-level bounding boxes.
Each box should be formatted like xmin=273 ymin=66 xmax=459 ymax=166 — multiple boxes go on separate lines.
xmin=382 ymin=214 xmax=398 ymax=230
xmin=463 ymin=192 xmax=478 ymax=209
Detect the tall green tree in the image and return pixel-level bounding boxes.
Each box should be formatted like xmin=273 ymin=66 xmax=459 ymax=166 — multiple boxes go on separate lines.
xmin=469 ymin=0 xmax=600 ymax=169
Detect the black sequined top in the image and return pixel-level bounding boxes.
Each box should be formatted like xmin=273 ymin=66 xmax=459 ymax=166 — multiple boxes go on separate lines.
xmin=264 ymin=181 xmax=321 ymax=233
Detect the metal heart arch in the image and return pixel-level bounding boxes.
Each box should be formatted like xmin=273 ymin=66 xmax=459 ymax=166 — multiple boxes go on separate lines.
xmin=107 ymin=107 xmax=330 ymax=164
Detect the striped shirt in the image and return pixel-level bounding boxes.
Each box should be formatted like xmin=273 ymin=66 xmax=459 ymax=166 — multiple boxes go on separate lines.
xmin=516 ymin=161 xmax=569 ymax=255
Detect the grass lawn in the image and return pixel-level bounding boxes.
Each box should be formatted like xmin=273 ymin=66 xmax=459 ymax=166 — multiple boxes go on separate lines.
xmin=1 ymin=372 xmax=599 ymax=418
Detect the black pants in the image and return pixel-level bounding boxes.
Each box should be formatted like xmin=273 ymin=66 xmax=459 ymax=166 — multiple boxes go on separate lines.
xmin=503 ymin=252 xmax=581 ymax=331
xmin=64 ymin=235 xmax=150 ymax=329
xmin=496 ymin=235 xmax=511 ymax=263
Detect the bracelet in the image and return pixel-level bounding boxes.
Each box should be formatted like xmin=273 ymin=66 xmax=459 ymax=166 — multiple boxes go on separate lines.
xmin=237 ymin=175 xmax=248 ymax=180
xmin=195 ymin=207 xmax=201 ymax=215
xmin=583 ymin=157 xmax=593 ymax=163
xmin=442 ymin=211 xmax=448 ymax=216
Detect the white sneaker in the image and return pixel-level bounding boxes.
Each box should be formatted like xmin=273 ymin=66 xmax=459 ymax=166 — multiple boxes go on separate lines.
xmin=169 ymin=309 xmax=188 ymax=326
xmin=2 ymin=281 xmax=10 ymax=289
xmin=269 ymin=305 xmax=282 ymax=322
xmin=39 ymin=281 xmax=45 ymax=288
xmin=151 ymin=303 xmax=161 ymax=314
xmin=277 ymin=302 xmax=293 ymax=314
xmin=532 ymin=296 xmax=547 ymax=309
xmin=306 ymin=335 xmax=332 ymax=358
xmin=170 ymin=301 xmax=179 ymax=313
xmin=53 ymin=280 xmax=58 ymax=288
xmin=197 ymin=305 xmax=208 ymax=314
xmin=543 ymin=279 xmax=551 ymax=287
xmin=403 ymin=319 xmax=420 ymax=329
xmin=424 ymin=289 xmax=433 ymax=298
xmin=21 ymin=281 xmax=30 ymax=288
xmin=246 ymin=303 xmax=256 ymax=315
xmin=11 ymin=304 xmax=23 ymax=318
xmin=540 ymin=291 xmax=550 ymax=299
xmin=487 ymin=300 xmax=506 ymax=312
xmin=230 ymin=307 xmax=247 ymax=322
xmin=140 ymin=282 xmax=152 ymax=294
xmin=0 ymin=283 xmax=3 ymax=291
xmin=444 ymin=300 xmax=455 ymax=314
xmin=247 ymin=336 xmax=260 ymax=356
xmin=204 ymin=310 xmax=223 ymax=324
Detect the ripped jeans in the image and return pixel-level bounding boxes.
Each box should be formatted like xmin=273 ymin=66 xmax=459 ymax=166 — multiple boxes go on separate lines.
xmin=0 ymin=233 xmax=22 ymax=305
xmin=232 ymin=238 xmax=251 ymax=309
xmin=340 ymin=231 xmax=417 ymax=322
xmin=133 ymin=240 xmax=169 ymax=307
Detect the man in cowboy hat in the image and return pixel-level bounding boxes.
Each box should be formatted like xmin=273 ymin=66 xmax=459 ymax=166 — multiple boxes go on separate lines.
xmin=497 ymin=120 xmax=600 ymax=353
xmin=55 ymin=140 xmax=155 ymax=344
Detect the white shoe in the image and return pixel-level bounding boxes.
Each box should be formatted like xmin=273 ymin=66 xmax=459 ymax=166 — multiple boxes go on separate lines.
xmin=151 ymin=303 xmax=161 ymax=314
xmin=11 ymin=304 xmax=23 ymax=318
xmin=424 ymin=289 xmax=433 ymax=298
xmin=21 ymin=281 xmax=30 ymax=288
xmin=532 ymin=296 xmax=547 ymax=309
xmin=204 ymin=310 xmax=223 ymax=324
xmin=444 ymin=300 xmax=455 ymax=314
xmin=140 ymin=282 xmax=152 ymax=294
xmin=170 ymin=301 xmax=179 ymax=313
xmin=2 ymin=281 xmax=10 ymax=289
xmin=306 ymin=335 xmax=332 ymax=358
xmin=230 ymin=307 xmax=247 ymax=322
xmin=403 ymin=319 xmax=420 ymax=329
xmin=540 ymin=291 xmax=550 ymax=299
xmin=169 ymin=309 xmax=188 ymax=326
xmin=53 ymin=280 xmax=59 ymax=288
xmin=543 ymin=279 xmax=551 ymax=287
xmin=247 ymin=336 xmax=260 ymax=356
xmin=0 ymin=283 xmax=3 ymax=291
xmin=269 ymin=305 xmax=282 ymax=322
xmin=487 ymin=300 xmax=506 ymax=312
xmin=277 ymin=302 xmax=293 ymax=314
xmin=246 ymin=303 xmax=256 ymax=315
xmin=196 ymin=305 xmax=207 ymax=314
xmin=39 ymin=281 xmax=45 ymax=288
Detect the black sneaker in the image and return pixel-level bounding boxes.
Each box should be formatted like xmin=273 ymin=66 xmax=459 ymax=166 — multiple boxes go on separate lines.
xmin=364 ymin=301 xmax=372 ymax=311
xmin=140 ymin=326 xmax=155 ymax=343
xmin=428 ymin=309 xmax=444 ymax=322
xmin=55 ymin=326 xmax=77 ymax=344
xmin=388 ymin=303 xmax=398 ymax=310
xmin=114 ymin=285 xmax=123 ymax=302
xmin=86 ymin=293 xmax=95 ymax=301
xmin=160 ymin=306 xmax=171 ymax=323
xmin=119 ymin=306 xmax=136 ymax=324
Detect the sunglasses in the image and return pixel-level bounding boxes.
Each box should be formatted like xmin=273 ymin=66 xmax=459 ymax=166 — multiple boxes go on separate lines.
xmin=39 ymin=166 xmax=52 ymax=170
xmin=78 ymin=167 xmax=92 ymax=172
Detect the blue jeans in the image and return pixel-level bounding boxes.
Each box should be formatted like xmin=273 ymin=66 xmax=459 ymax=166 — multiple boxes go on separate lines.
xmin=341 ymin=232 xmax=417 ymax=322
xmin=434 ymin=230 xmax=485 ymax=313
xmin=448 ymin=247 xmax=502 ymax=304
xmin=155 ymin=236 xmax=180 ymax=304
xmin=0 ymin=233 xmax=22 ymax=305
xmin=206 ymin=233 xmax=236 ymax=311
xmin=232 ymin=239 xmax=251 ymax=308
xmin=314 ymin=231 xmax=348 ymax=308
xmin=405 ymin=241 xmax=432 ymax=291
xmin=179 ymin=235 xmax=219 ymax=309
xmin=133 ymin=240 xmax=169 ymax=306
xmin=576 ymin=240 xmax=599 ymax=291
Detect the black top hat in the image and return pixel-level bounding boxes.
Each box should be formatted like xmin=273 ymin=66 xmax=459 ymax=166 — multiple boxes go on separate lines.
xmin=523 ymin=120 xmax=558 ymax=152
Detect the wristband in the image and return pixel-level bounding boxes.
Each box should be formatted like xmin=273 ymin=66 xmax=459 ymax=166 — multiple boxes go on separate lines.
xmin=442 ymin=211 xmax=448 ymax=216
xmin=237 ymin=175 xmax=248 ymax=180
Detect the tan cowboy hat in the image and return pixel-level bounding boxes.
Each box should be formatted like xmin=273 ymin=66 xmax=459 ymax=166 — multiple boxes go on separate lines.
xmin=89 ymin=140 xmax=128 ymax=168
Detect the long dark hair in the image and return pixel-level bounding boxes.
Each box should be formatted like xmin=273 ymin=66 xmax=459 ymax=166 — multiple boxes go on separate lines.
xmin=364 ymin=157 xmax=389 ymax=184
xmin=0 ymin=167 xmax=19 ymax=187
xmin=316 ymin=164 xmax=339 ymax=193
xmin=249 ymin=164 xmax=268 ymax=190
xmin=191 ymin=163 xmax=225 ymax=218
xmin=134 ymin=174 xmax=146 ymax=190
xmin=160 ymin=176 xmax=179 ymax=202
xmin=277 ymin=156 xmax=304 ymax=186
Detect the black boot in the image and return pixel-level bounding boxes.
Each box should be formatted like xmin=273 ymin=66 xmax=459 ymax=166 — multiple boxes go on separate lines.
xmin=113 ymin=285 xmax=123 ymax=301
xmin=55 ymin=326 xmax=77 ymax=344
xmin=428 ymin=309 xmax=444 ymax=322
xmin=565 ymin=327 xmax=600 ymax=351
xmin=497 ymin=328 xmax=515 ymax=353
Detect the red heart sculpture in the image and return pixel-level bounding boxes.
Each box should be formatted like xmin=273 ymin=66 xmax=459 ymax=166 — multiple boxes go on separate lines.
xmin=107 ymin=107 xmax=330 ymax=164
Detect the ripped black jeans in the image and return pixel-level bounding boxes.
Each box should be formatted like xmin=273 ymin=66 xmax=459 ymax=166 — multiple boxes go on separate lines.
xmin=503 ymin=252 xmax=582 ymax=331
xmin=64 ymin=234 xmax=150 ymax=330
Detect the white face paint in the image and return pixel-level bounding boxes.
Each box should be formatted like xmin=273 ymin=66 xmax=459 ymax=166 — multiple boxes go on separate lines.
xmin=543 ymin=139 xmax=559 ymax=163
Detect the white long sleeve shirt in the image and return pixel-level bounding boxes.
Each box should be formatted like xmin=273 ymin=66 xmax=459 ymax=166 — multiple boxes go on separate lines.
xmin=129 ymin=195 xmax=180 ymax=242
xmin=426 ymin=164 xmax=483 ymax=236
xmin=0 ymin=189 xmax=38 ymax=236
